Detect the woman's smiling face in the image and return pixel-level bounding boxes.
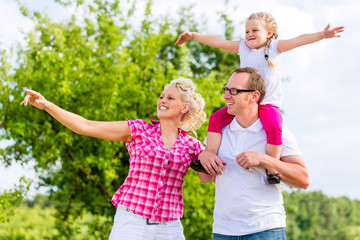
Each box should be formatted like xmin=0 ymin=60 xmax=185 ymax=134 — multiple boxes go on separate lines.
xmin=157 ymin=86 xmax=188 ymax=121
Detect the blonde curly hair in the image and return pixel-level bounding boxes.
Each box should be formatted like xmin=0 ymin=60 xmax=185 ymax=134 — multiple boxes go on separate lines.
xmin=165 ymin=77 xmax=206 ymax=131
xmin=247 ymin=12 xmax=279 ymax=68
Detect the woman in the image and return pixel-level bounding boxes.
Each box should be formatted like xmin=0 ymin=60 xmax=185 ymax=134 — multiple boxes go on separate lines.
xmin=20 ymin=77 xmax=206 ymax=240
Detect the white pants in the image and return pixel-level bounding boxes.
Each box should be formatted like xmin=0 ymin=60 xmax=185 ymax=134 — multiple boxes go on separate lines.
xmin=109 ymin=205 xmax=185 ymax=240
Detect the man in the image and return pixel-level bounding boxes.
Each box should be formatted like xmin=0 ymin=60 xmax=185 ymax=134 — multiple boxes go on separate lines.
xmin=197 ymin=67 xmax=309 ymax=239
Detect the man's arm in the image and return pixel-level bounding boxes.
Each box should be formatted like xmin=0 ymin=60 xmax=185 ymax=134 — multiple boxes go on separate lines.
xmin=236 ymin=152 xmax=309 ymax=189
xmin=269 ymin=155 xmax=309 ymax=189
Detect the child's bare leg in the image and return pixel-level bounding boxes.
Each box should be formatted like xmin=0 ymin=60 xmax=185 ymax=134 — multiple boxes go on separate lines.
xmin=266 ymin=144 xmax=282 ymax=184
xmin=206 ymin=132 xmax=222 ymax=154
xmin=198 ymin=132 xmax=224 ymax=175
xmin=266 ymin=144 xmax=282 ymax=160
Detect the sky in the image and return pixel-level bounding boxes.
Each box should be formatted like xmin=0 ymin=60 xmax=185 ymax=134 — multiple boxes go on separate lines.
xmin=1 ymin=0 xmax=360 ymax=199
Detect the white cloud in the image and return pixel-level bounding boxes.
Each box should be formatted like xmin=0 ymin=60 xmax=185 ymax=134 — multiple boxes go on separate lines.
xmin=0 ymin=0 xmax=34 ymax=50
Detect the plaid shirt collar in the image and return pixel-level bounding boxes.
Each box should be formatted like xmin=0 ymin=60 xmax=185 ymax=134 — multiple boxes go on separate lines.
xmin=150 ymin=116 xmax=191 ymax=134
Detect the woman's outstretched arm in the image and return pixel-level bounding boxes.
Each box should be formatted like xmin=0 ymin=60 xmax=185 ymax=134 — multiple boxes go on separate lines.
xmin=20 ymin=89 xmax=131 ymax=142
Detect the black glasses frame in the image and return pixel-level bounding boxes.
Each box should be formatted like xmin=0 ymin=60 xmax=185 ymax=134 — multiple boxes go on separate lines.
xmin=222 ymin=87 xmax=256 ymax=96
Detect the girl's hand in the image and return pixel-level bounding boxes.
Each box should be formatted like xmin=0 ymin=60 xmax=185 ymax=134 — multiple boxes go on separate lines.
xmin=322 ymin=24 xmax=344 ymax=39
xmin=174 ymin=31 xmax=193 ymax=46
xmin=20 ymin=89 xmax=49 ymax=110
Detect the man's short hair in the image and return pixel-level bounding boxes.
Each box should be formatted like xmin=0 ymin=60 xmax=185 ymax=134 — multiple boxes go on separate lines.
xmin=231 ymin=67 xmax=266 ymax=104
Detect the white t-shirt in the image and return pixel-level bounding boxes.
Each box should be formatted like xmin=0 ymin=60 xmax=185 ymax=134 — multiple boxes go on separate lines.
xmin=213 ymin=118 xmax=301 ymax=236
xmin=238 ymin=40 xmax=282 ymax=107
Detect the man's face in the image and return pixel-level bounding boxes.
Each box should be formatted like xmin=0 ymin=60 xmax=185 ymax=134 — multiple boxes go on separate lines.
xmin=223 ymin=72 xmax=253 ymax=115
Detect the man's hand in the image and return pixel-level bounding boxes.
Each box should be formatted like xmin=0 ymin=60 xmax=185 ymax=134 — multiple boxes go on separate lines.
xmin=236 ymin=152 xmax=265 ymax=169
xmin=198 ymin=150 xmax=226 ymax=176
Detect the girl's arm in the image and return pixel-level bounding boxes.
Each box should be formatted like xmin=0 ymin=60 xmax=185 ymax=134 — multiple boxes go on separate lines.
xmin=278 ymin=24 xmax=344 ymax=53
xmin=20 ymin=89 xmax=132 ymax=142
xmin=174 ymin=31 xmax=240 ymax=53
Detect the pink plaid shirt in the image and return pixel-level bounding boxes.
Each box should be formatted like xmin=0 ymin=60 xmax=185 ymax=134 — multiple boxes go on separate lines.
xmin=111 ymin=118 xmax=204 ymax=222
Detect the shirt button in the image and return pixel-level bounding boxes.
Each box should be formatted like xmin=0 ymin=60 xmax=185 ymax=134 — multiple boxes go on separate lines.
xmin=167 ymin=152 xmax=170 ymax=156
xmin=158 ymin=192 xmax=161 ymax=195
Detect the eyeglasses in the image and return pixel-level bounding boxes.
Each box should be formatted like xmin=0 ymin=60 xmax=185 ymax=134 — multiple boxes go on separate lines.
xmin=222 ymin=87 xmax=255 ymax=95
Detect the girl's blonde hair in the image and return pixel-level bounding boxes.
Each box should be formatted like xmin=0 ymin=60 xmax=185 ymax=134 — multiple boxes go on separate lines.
xmin=165 ymin=77 xmax=206 ymax=131
xmin=247 ymin=12 xmax=278 ymax=68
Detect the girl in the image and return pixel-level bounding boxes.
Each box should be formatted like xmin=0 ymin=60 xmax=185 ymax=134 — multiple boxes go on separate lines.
xmin=175 ymin=12 xmax=344 ymax=183
xmin=20 ymin=77 xmax=206 ymax=240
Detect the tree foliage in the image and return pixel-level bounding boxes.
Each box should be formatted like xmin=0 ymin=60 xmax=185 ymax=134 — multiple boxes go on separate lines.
xmin=1 ymin=191 xmax=360 ymax=240
xmin=3 ymin=1 xmax=358 ymax=240
xmin=284 ymin=191 xmax=360 ymax=240
xmin=0 ymin=177 xmax=30 ymax=224
xmin=0 ymin=0 xmax=237 ymax=238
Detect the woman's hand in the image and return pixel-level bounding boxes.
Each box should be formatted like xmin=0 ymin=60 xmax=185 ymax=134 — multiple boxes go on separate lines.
xmin=20 ymin=89 xmax=49 ymax=110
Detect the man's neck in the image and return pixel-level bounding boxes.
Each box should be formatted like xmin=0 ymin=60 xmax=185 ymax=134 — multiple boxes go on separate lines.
xmin=234 ymin=108 xmax=259 ymax=128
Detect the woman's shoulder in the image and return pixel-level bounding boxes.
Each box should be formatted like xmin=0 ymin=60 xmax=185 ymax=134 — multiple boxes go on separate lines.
xmin=180 ymin=131 xmax=204 ymax=148
xmin=127 ymin=118 xmax=146 ymax=129
xmin=127 ymin=119 xmax=159 ymax=135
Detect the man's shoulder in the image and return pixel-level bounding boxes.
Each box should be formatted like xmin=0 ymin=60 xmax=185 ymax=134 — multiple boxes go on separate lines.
xmin=281 ymin=124 xmax=302 ymax=156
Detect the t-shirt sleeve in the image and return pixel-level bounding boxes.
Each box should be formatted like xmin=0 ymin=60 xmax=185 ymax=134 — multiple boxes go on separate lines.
xmin=237 ymin=40 xmax=242 ymax=55
xmin=188 ymin=138 xmax=205 ymax=162
xmin=281 ymin=124 xmax=302 ymax=157
xmin=269 ymin=39 xmax=280 ymax=56
xmin=127 ymin=119 xmax=148 ymax=141
xmin=238 ymin=39 xmax=251 ymax=55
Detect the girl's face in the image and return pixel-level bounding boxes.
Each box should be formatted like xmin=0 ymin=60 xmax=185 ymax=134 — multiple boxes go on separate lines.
xmin=245 ymin=19 xmax=273 ymax=49
xmin=157 ymin=86 xmax=189 ymax=121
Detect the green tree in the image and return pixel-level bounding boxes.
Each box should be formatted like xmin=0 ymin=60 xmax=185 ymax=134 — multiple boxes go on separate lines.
xmin=0 ymin=177 xmax=30 ymax=223
xmin=283 ymin=190 xmax=360 ymax=240
xmin=0 ymin=0 xmax=237 ymax=238
xmin=2 ymin=2 xmax=359 ymax=238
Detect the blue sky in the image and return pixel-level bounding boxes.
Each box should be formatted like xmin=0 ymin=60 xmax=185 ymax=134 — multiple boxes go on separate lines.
xmin=1 ymin=0 xmax=360 ymax=199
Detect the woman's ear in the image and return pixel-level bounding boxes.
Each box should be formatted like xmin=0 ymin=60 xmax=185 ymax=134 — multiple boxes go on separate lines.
xmin=181 ymin=104 xmax=190 ymax=114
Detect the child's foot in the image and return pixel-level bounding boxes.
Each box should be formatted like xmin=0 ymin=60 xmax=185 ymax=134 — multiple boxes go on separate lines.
xmin=267 ymin=171 xmax=281 ymax=184
xmin=190 ymin=160 xmax=210 ymax=175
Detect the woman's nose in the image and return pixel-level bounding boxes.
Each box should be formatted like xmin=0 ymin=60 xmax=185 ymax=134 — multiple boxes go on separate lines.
xmin=159 ymin=98 xmax=167 ymax=104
